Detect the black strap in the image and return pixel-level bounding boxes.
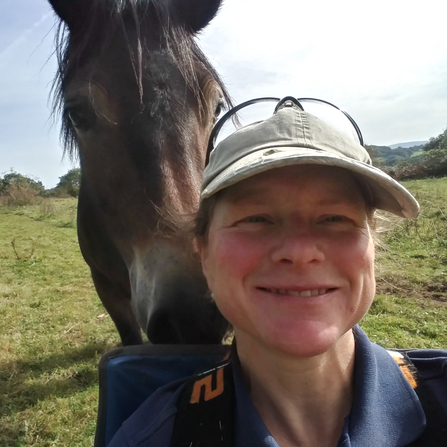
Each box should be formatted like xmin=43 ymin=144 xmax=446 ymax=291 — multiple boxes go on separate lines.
xmin=170 ymin=359 xmax=234 ymax=447
xmin=393 ymin=350 xmax=447 ymax=447
xmin=171 ymin=352 xmax=447 ymax=447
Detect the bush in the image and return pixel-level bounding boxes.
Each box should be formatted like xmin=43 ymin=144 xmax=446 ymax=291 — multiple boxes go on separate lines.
xmin=55 ymin=168 xmax=81 ymax=197
xmin=386 ymin=133 xmax=447 ymax=180
xmin=0 ymin=170 xmax=44 ymax=195
xmin=0 ymin=182 xmax=41 ymax=207
xmin=423 ymin=128 xmax=447 ymax=152
xmin=41 ymin=187 xmax=72 ymax=198
xmin=422 ymin=146 xmax=447 ymax=177
xmin=392 ymin=161 xmax=428 ymax=180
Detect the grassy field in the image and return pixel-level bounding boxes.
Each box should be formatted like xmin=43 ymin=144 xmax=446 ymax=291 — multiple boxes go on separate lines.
xmin=0 ymin=199 xmax=118 ymax=446
xmin=363 ymin=177 xmax=447 ymax=347
xmin=1 ymin=178 xmax=447 ymax=446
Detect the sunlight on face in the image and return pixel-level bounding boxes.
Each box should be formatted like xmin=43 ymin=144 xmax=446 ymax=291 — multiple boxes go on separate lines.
xmin=199 ymin=165 xmax=375 ymax=357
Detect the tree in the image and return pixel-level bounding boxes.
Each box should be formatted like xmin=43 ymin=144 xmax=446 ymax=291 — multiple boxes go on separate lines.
xmin=422 ymin=146 xmax=447 ymax=177
xmin=0 ymin=170 xmax=44 ymax=194
xmin=56 ymin=168 xmax=81 ymax=197
xmin=421 ymin=127 xmax=447 ymax=177
xmin=423 ymin=127 xmax=447 ymax=152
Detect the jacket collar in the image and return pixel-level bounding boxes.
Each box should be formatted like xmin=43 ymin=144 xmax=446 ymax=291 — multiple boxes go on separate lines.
xmin=346 ymin=326 xmax=425 ymax=446
xmin=232 ymin=326 xmax=425 ymax=447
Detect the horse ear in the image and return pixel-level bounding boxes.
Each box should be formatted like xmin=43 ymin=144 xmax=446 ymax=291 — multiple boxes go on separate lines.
xmin=172 ymin=0 xmax=223 ymax=34
xmin=47 ymin=0 xmax=91 ymax=30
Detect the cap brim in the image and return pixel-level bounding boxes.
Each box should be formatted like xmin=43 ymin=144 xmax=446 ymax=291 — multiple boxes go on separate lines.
xmin=201 ymin=146 xmax=420 ymax=218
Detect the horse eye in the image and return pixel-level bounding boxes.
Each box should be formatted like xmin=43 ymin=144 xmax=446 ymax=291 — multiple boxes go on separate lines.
xmin=214 ymin=100 xmax=224 ymax=120
xmin=67 ymin=107 xmax=97 ymax=131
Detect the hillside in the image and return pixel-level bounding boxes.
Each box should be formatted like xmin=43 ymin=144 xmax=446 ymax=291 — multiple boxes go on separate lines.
xmin=366 ymin=143 xmax=425 ymax=167
xmin=389 ymin=141 xmax=428 ymax=149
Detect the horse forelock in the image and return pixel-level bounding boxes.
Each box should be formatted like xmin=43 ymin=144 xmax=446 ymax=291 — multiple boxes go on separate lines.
xmin=50 ymin=0 xmax=231 ymax=162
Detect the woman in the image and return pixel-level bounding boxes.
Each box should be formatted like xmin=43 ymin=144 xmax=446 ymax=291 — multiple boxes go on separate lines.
xmin=109 ymin=97 xmax=447 ymax=447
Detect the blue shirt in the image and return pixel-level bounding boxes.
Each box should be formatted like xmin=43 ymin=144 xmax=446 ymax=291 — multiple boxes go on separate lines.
xmin=109 ymin=326 xmax=447 ymax=447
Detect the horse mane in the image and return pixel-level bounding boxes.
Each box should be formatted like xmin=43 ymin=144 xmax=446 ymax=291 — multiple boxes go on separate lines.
xmin=50 ymin=0 xmax=232 ymax=160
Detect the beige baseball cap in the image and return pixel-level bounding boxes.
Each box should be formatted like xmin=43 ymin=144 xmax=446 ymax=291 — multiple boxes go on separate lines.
xmin=201 ymin=100 xmax=419 ymax=218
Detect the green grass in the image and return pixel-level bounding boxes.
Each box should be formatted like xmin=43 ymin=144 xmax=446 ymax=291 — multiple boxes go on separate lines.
xmin=0 ymin=198 xmax=119 ymax=446
xmin=375 ymin=177 xmax=447 ymax=299
xmin=1 ymin=179 xmax=447 ymax=445
xmin=362 ymin=294 xmax=447 ymax=348
xmin=362 ymin=176 xmax=447 ymax=347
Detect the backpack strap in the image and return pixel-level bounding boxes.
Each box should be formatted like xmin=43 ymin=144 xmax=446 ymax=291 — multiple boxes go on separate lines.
xmin=388 ymin=349 xmax=447 ymax=446
xmin=170 ymin=358 xmax=234 ymax=447
xmin=171 ymin=350 xmax=447 ymax=447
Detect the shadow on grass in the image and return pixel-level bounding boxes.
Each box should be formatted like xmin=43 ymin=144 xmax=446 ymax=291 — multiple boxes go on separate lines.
xmin=0 ymin=425 xmax=26 ymax=447
xmin=0 ymin=341 xmax=116 ymax=417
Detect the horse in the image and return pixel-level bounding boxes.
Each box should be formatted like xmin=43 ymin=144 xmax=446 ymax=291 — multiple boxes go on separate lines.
xmin=48 ymin=0 xmax=231 ymax=345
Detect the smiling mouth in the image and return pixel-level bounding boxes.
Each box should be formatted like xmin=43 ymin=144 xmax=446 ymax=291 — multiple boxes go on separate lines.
xmin=260 ymin=288 xmax=333 ymax=297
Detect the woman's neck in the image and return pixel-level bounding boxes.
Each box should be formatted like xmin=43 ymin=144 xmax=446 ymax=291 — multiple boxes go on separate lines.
xmin=235 ymin=330 xmax=356 ymax=447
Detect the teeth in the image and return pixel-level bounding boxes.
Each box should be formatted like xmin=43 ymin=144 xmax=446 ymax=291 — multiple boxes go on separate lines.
xmin=265 ymin=288 xmax=329 ymax=297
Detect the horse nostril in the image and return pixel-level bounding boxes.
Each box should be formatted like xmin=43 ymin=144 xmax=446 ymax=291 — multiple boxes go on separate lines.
xmin=147 ymin=313 xmax=182 ymax=344
xmin=146 ymin=310 xmax=226 ymax=345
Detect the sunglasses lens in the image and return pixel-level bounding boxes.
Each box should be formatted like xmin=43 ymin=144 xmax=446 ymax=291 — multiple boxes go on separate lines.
xmin=298 ymin=99 xmax=361 ymax=144
xmin=213 ymin=100 xmax=278 ymax=147
xmin=209 ymin=97 xmax=363 ymax=163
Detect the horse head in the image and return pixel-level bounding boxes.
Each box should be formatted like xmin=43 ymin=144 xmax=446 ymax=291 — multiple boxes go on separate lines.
xmin=48 ymin=0 xmax=230 ymax=344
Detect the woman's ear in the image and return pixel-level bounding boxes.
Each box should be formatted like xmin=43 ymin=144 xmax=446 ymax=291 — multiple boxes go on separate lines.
xmin=195 ymin=237 xmax=210 ymax=278
xmin=193 ymin=237 xmax=202 ymax=255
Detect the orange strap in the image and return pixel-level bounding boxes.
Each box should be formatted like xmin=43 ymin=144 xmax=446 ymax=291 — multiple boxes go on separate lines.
xmin=387 ymin=350 xmax=418 ymax=389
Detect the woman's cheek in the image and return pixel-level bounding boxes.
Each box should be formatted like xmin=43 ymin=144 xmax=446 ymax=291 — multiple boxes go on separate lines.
xmin=218 ymin=233 xmax=265 ymax=273
xmin=332 ymin=229 xmax=372 ymax=261
xmin=353 ymin=231 xmax=375 ymax=272
xmin=339 ymin=231 xmax=376 ymax=310
xmin=204 ymin=234 xmax=262 ymax=292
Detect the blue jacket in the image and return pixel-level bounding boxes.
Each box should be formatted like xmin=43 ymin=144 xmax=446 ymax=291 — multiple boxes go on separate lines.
xmin=109 ymin=327 xmax=447 ymax=447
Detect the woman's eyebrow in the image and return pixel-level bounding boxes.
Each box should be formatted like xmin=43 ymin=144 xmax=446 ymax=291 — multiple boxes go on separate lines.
xmin=316 ymin=197 xmax=359 ymax=207
xmin=225 ymin=186 xmax=269 ymax=204
xmin=226 ymin=184 xmax=364 ymax=207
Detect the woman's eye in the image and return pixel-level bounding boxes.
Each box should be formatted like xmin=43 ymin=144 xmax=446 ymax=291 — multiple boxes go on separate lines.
xmin=239 ymin=215 xmax=271 ymax=225
xmin=323 ymin=215 xmax=346 ymax=223
xmin=247 ymin=215 xmax=268 ymax=223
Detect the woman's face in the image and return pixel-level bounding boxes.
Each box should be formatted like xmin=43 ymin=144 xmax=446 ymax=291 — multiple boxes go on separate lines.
xmin=198 ymin=165 xmax=375 ymax=357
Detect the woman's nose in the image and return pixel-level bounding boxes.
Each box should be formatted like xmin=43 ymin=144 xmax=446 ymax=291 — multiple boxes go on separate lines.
xmin=270 ymin=227 xmax=325 ymax=266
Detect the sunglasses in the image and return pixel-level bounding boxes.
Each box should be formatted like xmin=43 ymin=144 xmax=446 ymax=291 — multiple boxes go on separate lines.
xmin=206 ymin=96 xmax=363 ymax=165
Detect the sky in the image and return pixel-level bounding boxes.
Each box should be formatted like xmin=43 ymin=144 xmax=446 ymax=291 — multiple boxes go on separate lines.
xmin=1 ymin=0 xmax=447 ymax=188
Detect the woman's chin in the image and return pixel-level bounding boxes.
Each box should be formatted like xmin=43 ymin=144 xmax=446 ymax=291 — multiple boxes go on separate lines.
xmin=259 ymin=321 xmax=349 ymax=358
